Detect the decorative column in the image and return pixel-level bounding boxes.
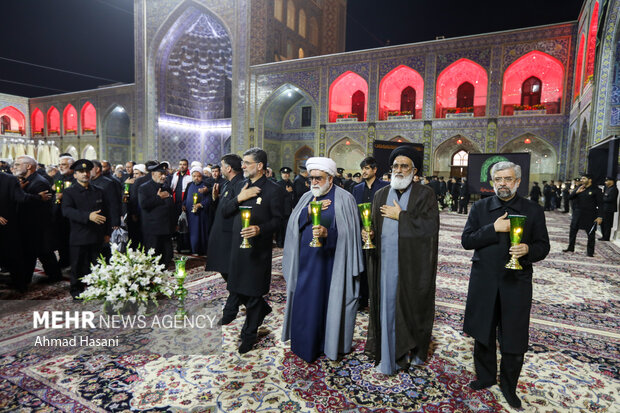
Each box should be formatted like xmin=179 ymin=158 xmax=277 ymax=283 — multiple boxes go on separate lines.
xmin=423 ymin=121 xmax=432 ymax=174
xmin=318 ymin=124 xmax=326 ymax=156
xmin=367 ymin=122 xmax=375 ymax=155
xmin=486 ymin=119 xmax=497 ymax=153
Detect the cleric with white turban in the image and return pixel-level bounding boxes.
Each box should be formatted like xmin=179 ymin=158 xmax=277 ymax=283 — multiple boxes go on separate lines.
xmin=183 ymin=164 xmax=211 ymax=255
xmin=281 ymin=156 xmax=363 ymax=363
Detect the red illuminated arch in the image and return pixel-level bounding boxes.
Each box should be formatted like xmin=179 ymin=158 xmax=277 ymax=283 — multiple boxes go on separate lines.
xmin=81 ymin=102 xmax=97 ymax=134
xmin=329 ymin=71 xmax=368 ymax=122
xmin=574 ymin=34 xmax=585 ymax=100
xmin=502 ymin=51 xmax=564 ymax=114
xmin=0 ymin=106 xmax=26 ymax=135
xmin=47 ymin=106 xmax=60 ymax=134
xmin=31 ymin=108 xmax=44 ymax=135
xmin=378 ymin=65 xmax=424 ymax=120
xmin=63 ymin=104 xmax=78 ymax=134
xmin=436 ymin=59 xmax=488 ymax=118
xmin=585 ymin=2 xmax=599 ymax=83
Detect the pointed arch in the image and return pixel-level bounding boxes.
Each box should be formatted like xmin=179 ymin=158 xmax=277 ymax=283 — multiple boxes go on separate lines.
xmin=63 ymin=104 xmax=78 ymax=134
xmin=378 ymin=65 xmax=424 ymax=120
xmin=294 ymin=145 xmax=313 ymax=173
xmin=574 ymin=34 xmax=586 ymax=99
xmin=327 ymin=137 xmax=365 ymax=172
xmin=82 ymin=144 xmax=97 ymax=160
xmin=500 ymin=134 xmax=557 ymax=183
xmin=32 ymin=108 xmax=44 ymax=135
xmin=436 ymin=58 xmax=488 ymax=118
xmin=103 ymin=105 xmax=131 ymax=164
xmin=502 ymin=50 xmax=564 ymax=114
xmin=329 ymin=71 xmax=368 ymax=122
xmin=65 ymin=145 xmax=79 ymax=159
xmin=287 ymin=0 xmax=295 ymax=30
xmin=0 ymin=106 xmax=26 ymax=135
xmin=585 ymin=1 xmax=599 ymax=83
xmin=47 ymin=106 xmax=60 ymax=134
xmin=81 ymin=101 xmax=97 ymax=134
xmin=298 ymin=9 xmax=306 ymax=37
xmin=433 ymin=135 xmax=481 ymax=177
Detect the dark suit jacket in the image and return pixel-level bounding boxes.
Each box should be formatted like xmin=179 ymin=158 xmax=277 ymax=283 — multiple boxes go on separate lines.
xmin=224 ymin=175 xmax=285 ymax=296
xmin=19 ymin=173 xmax=55 ymax=250
xmin=61 ymin=183 xmax=108 ymax=246
xmin=138 ymin=179 xmax=175 ymax=236
xmin=603 ymin=185 xmax=618 ymax=213
xmin=91 ymin=175 xmax=121 ymax=229
xmin=569 ymin=185 xmax=604 ymax=229
xmin=461 ymin=195 xmax=550 ymax=353
xmin=352 ymin=179 xmax=389 ymax=206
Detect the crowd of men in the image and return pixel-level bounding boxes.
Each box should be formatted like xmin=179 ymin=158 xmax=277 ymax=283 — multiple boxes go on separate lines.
xmin=0 ymin=146 xmax=617 ymax=408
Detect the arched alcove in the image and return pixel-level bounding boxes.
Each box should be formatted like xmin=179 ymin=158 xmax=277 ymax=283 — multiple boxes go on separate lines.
xmin=298 ymin=9 xmax=306 ymax=37
xmin=82 ymin=144 xmax=97 ymax=160
xmin=156 ymin=6 xmax=232 ymax=122
xmin=31 ymin=108 xmax=44 ymax=135
xmin=328 ymin=138 xmax=365 ymax=172
xmin=65 ymin=145 xmax=79 ymax=159
xmin=81 ymin=102 xmax=97 ymax=134
xmin=295 ymin=145 xmax=314 ymax=173
xmin=103 ymin=105 xmax=131 ymax=165
xmin=309 ymin=17 xmax=319 ymax=46
xmin=63 ymin=104 xmax=78 ymax=134
xmin=500 ymin=134 xmax=557 ymax=183
xmin=287 ymin=0 xmax=295 ymax=30
xmin=434 ymin=135 xmax=480 ymax=177
xmin=378 ymin=65 xmax=424 ymax=120
xmin=329 ymin=71 xmax=368 ymax=122
xmin=436 ymin=59 xmax=488 ymax=118
xmin=47 ymin=107 xmax=60 ymax=134
xmin=502 ymin=51 xmax=564 ymax=115
xmin=585 ymin=1 xmax=599 ymax=83
xmin=574 ymin=34 xmax=585 ymax=99
xmin=0 ymin=106 xmax=26 ymax=135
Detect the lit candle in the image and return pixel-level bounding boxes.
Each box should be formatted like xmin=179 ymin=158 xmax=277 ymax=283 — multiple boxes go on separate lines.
xmin=193 ymin=193 xmax=198 ymax=205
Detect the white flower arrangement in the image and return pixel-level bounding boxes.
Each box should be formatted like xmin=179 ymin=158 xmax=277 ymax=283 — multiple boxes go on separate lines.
xmin=79 ymin=245 xmax=176 ymax=313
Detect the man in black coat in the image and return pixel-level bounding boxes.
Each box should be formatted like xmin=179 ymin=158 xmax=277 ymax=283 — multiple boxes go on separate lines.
xmin=563 ymin=173 xmax=603 ymax=256
xmin=0 ymin=168 xmax=51 ymax=290
xmin=529 ymin=182 xmax=541 ymax=205
xmin=61 ymin=160 xmax=109 ymax=299
xmin=128 ymin=161 xmax=158 ymax=248
xmin=53 ymin=154 xmax=76 ymax=269
xmin=13 ymin=155 xmax=61 ymax=289
xmin=462 ymin=161 xmax=550 ymax=409
xmin=293 ymin=164 xmax=309 ymax=206
xmin=450 ymin=178 xmax=460 ymax=212
xmin=276 ymin=166 xmax=294 ymax=248
xmin=91 ymin=160 xmax=122 ymax=260
xmin=458 ymin=177 xmax=470 ymax=214
xmin=220 ymin=147 xmax=285 ymax=354
xmin=138 ymin=162 xmax=175 ymax=266
xmin=599 ymin=176 xmax=618 ymax=241
xmin=206 ymin=154 xmax=245 ymax=324
xmin=542 ymin=181 xmax=552 ymax=211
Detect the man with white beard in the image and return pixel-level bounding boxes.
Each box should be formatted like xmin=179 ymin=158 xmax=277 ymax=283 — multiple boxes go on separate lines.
xmin=362 ymin=146 xmax=439 ymax=375
xmin=281 ymin=157 xmax=363 ymax=363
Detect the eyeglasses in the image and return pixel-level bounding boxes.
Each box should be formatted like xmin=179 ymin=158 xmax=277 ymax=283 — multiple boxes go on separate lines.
xmin=242 ymin=161 xmax=257 ymax=166
xmin=309 ymin=175 xmax=326 ymax=182
xmin=493 ymin=176 xmax=516 ymax=184
xmin=392 ymin=163 xmax=412 ymax=171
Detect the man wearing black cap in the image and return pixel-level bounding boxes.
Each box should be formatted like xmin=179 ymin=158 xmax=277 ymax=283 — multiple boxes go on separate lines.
xmin=293 ymin=163 xmax=309 ymax=206
xmin=139 ymin=162 xmax=175 ymax=266
xmin=363 ymin=146 xmax=439 ymax=375
xmin=600 ymin=176 xmax=618 ymax=241
xmin=276 ymin=167 xmax=294 ymax=248
xmin=334 ymin=167 xmax=345 ymax=188
xmin=563 ymin=173 xmax=603 ymax=256
xmin=61 ymin=159 xmax=109 ymax=299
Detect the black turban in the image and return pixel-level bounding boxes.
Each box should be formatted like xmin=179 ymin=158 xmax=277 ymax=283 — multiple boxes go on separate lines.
xmin=389 ymin=145 xmax=419 ymax=169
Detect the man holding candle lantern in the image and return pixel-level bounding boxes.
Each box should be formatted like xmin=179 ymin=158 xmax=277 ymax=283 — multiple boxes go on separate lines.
xmin=281 ymin=156 xmax=363 ymax=363
xmin=461 ymin=161 xmax=550 ymax=408
xmin=221 ymin=148 xmax=285 ymax=354
xmin=362 ymin=146 xmax=439 ymax=375
xmin=183 ymin=166 xmax=211 ymax=255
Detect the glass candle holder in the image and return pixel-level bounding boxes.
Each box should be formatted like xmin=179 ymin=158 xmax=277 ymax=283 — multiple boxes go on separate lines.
xmin=175 ymin=257 xmax=188 ymax=317
xmin=505 ymin=214 xmax=527 ymax=270
xmin=309 ymin=201 xmax=323 ymax=247
xmin=358 ymin=202 xmax=376 ymax=249
xmin=54 ymin=180 xmax=63 ymax=204
xmin=239 ymin=206 xmax=252 ymax=248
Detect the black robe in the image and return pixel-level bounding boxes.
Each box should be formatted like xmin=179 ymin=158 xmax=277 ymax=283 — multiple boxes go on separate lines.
xmin=366 ymin=183 xmax=439 ymax=368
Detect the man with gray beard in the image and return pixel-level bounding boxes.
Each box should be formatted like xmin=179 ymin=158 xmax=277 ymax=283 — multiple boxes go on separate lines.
xmin=462 ymin=161 xmax=549 ymax=408
xmin=363 ymin=146 xmax=439 ymax=375
xmin=281 ymin=157 xmax=363 ymax=363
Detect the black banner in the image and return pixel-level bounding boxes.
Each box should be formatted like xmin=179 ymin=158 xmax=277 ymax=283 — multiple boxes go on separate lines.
xmin=467 ymin=153 xmax=531 ymax=197
xmin=373 ymin=140 xmax=424 ymax=177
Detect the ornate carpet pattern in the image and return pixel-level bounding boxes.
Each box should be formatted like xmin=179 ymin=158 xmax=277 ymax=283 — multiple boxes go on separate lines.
xmin=1 ymin=211 xmax=618 ymax=412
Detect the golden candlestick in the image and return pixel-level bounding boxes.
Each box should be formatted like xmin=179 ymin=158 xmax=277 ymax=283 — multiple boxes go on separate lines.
xmin=358 ymin=202 xmax=376 ymax=249
xmin=505 ymin=215 xmax=527 ymax=270
xmin=192 ymin=193 xmax=199 ymax=213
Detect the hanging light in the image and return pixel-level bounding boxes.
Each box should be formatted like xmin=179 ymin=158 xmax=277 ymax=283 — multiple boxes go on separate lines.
xmin=524 ymin=138 xmax=532 ymax=144
xmin=456 ymin=138 xmax=463 ymax=145
xmin=345 ymin=140 xmax=350 ymax=145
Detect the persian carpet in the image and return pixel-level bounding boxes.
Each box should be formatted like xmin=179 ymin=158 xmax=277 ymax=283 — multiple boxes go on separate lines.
xmin=0 ymin=210 xmax=618 ymax=412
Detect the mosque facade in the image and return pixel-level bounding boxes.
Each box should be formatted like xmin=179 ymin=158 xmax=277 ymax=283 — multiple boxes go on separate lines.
xmin=0 ymin=0 xmax=618 ymax=182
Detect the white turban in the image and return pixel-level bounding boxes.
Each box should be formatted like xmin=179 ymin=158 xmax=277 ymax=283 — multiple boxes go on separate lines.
xmin=306 ymin=157 xmax=337 ymax=177
xmin=134 ymin=163 xmax=146 ymax=174
xmin=190 ymin=161 xmax=202 ymax=169
xmin=190 ymin=166 xmax=203 ymax=175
